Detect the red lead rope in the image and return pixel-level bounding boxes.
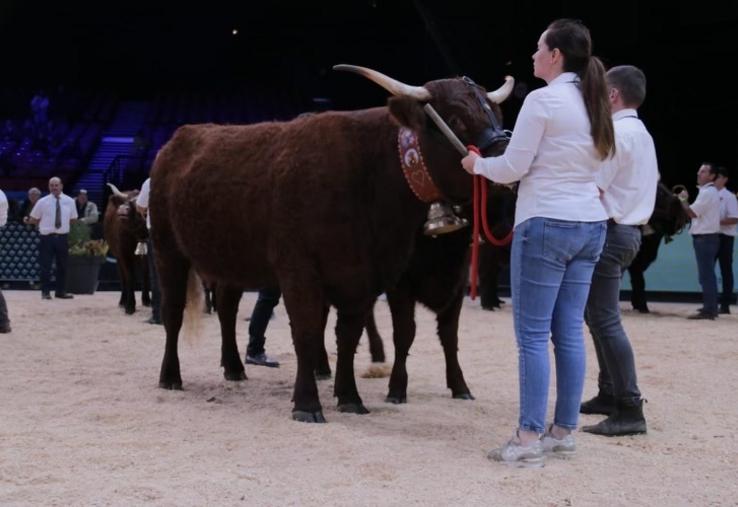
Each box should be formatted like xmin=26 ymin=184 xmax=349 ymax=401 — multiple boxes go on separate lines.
xmin=467 ymin=145 xmax=513 ymax=300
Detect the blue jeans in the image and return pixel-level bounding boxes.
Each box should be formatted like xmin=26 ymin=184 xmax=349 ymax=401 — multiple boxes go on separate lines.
xmin=693 ymin=234 xmax=720 ymax=315
xmin=585 ymin=223 xmax=642 ymax=404
xmin=511 ymin=217 xmax=606 ymax=433
xmin=247 ymin=287 xmax=281 ymax=356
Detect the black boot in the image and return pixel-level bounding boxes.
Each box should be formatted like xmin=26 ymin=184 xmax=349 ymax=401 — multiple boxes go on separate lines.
xmin=580 ymin=392 xmax=615 ymax=415
xmin=582 ymin=399 xmax=647 ymax=436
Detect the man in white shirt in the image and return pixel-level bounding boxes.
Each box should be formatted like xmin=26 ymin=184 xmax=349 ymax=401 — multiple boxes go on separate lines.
xmin=0 ymin=188 xmax=10 ymax=332
xmin=135 ymin=177 xmax=160 ymax=324
xmin=714 ymin=167 xmax=738 ymax=313
xmin=581 ymin=65 xmax=656 ymax=436
xmin=678 ymin=163 xmax=721 ymax=319
xmin=25 ymin=176 xmax=78 ymax=300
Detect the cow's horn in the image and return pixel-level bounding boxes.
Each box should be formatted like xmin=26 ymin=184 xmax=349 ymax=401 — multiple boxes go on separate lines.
xmin=107 ymin=183 xmax=127 ymax=199
xmin=333 ymin=64 xmax=431 ymax=101
xmin=487 ymin=76 xmax=515 ymax=104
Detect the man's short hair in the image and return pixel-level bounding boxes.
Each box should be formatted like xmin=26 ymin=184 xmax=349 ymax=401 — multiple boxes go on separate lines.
xmin=28 ymin=187 xmax=41 ymax=195
xmin=715 ymin=166 xmax=730 ymax=179
xmin=702 ymin=162 xmax=719 ymax=176
xmin=78 ymin=189 xmax=88 ymax=194
xmin=606 ymin=65 xmax=647 ymax=108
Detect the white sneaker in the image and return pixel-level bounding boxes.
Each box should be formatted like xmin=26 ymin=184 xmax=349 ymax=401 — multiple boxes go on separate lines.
xmin=541 ymin=425 xmax=576 ymax=457
xmin=487 ymin=431 xmax=544 ymax=468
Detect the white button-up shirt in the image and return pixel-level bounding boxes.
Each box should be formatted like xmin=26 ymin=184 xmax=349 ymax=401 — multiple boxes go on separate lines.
xmin=689 ymin=183 xmax=720 ymax=235
xmin=473 ymin=72 xmax=607 ymax=228
xmin=0 ymin=189 xmax=7 ymax=227
xmin=718 ymin=187 xmax=738 ymax=236
xmin=30 ymin=193 xmax=78 ymax=235
xmin=137 ymin=178 xmax=151 ymax=230
xmin=596 ymin=109 xmax=659 ymax=225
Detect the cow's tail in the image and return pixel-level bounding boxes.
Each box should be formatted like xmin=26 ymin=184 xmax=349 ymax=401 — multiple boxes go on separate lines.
xmin=182 ymin=268 xmax=204 ymax=344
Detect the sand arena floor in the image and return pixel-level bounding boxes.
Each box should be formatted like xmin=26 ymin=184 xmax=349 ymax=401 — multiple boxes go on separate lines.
xmin=1 ymin=290 xmax=737 ymax=506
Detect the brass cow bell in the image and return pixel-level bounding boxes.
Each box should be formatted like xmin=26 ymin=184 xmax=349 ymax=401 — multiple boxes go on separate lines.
xmin=423 ymin=202 xmax=468 ymax=236
xmin=134 ymin=241 xmax=148 ymax=256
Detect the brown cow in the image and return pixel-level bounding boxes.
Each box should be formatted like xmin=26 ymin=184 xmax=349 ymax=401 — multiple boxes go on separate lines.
xmin=104 ymin=183 xmax=150 ymax=314
xmin=150 ymin=65 xmax=512 ymax=422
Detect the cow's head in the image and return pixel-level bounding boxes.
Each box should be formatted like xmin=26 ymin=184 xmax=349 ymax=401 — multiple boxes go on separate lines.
xmin=334 ymin=64 xmax=513 ymax=204
xmin=650 ymin=182 xmax=689 ymax=241
xmin=106 ymin=183 xmax=148 ymax=241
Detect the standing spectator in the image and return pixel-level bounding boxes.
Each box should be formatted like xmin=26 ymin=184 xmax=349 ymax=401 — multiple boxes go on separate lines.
xmin=462 ymin=19 xmax=613 ymax=466
xmin=24 ymin=177 xmax=77 ymax=300
xmin=17 ymin=187 xmax=42 ymax=222
xmin=244 ymin=287 xmax=281 ymax=368
xmin=679 ymin=163 xmax=721 ymax=319
xmin=74 ymin=189 xmax=99 ymax=225
xmin=580 ymin=65 xmax=657 ymax=436
xmin=0 ymin=187 xmax=10 ymax=333
xmin=135 ymin=177 xmax=161 ymax=325
xmin=714 ymin=167 xmax=738 ymax=313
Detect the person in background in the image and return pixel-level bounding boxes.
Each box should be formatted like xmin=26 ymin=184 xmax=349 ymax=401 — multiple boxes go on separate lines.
xmin=580 ymin=65 xmax=657 ymax=437
xmin=714 ymin=166 xmax=738 ymax=314
xmin=461 ymin=18 xmax=614 ymax=467
xmin=244 ymin=287 xmax=281 ymax=368
xmin=18 ymin=187 xmax=42 ymax=222
xmin=135 ymin=177 xmax=161 ymax=325
xmin=24 ymin=176 xmax=77 ymax=300
xmin=0 ymin=187 xmax=11 ymax=333
xmin=678 ymin=163 xmax=721 ymax=319
xmin=74 ymin=189 xmax=99 ymax=225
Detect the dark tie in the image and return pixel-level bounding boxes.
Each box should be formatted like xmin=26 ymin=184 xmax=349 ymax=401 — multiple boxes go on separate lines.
xmin=55 ymin=197 xmax=61 ymax=229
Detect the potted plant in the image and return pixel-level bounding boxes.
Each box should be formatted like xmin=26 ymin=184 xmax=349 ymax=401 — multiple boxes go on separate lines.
xmin=66 ymin=222 xmax=109 ymax=294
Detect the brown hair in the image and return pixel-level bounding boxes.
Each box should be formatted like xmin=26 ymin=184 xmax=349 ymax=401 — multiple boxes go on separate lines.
xmin=545 ymin=19 xmax=615 ymax=160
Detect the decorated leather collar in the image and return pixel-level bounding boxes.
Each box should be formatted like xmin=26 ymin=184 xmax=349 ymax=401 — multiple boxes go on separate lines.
xmin=397 ymin=127 xmax=442 ymax=203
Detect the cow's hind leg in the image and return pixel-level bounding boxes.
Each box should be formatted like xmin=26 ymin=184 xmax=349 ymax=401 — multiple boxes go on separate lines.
xmin=314 ymin=305 xmax=332 ymax=380
xmin=385 ymin=290 xmax=415 ymax=404
xmin=334 ymin=308 xmax=369 ymax=414
xmin=365 ymin=301 xmax=385 ymax=363
xmin=157 ymin=253 xmax=190 ymax=390
xmin=437 ymin=293 xmax=473 ymax=400
xmin=216 ymin=284 xmax=246 ymax=381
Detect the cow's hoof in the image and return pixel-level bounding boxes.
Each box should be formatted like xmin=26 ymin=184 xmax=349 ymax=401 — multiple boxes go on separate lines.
xmin=158 ymin=380 xmax=183 ymax=390
xmin=337 ymin=403 xmax=370 ymax=414
xmin=292 ymin=410 xmax=326 ymax=423
xmin=224 ymin=371 xmax=247 ymax=381
xmin=453 ymin=392 xmax=475 ymax=400
xmin=125 ymin=308 xmax=135 ymax=315
xmin=385 ymin=395 xmax=407 ymax=404
xmin=314 ymin=371 xmax=332 ymax=381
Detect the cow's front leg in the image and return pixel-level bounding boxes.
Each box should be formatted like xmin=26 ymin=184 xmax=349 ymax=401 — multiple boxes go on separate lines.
xmin=281 ymin=282 xmax=327 ymax=423
xmin=437 ymin=293 xmax=473 ymax=400
xmin=334 ymin=309 xmax=369 ymax=414
xmin=385 ymin=289 xmax=415 ymax=404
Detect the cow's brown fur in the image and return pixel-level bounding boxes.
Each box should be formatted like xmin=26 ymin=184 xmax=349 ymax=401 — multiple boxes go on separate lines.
xmin=150 ymin=76 xmax=508 ymax=422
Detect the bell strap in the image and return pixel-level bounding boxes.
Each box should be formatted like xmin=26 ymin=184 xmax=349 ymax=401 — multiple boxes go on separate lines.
xmin=397 ymin=127 xmax=442 ymax=203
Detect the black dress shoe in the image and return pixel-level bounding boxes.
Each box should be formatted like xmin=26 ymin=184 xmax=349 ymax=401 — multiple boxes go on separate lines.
xmin=687 ymin=312 xmax=716 ymax=320
xmin=55 ymin=293 xmax=74 ymax=299
xmin=42 ymin=292 xmax=52 ymax=300
xmin=146 ymin=317 xmax=163 ymax=325
xmin=582 ymin=400 xmax=647 ymax=436
xmin=719 ymin=306 xmax=730 ymax=315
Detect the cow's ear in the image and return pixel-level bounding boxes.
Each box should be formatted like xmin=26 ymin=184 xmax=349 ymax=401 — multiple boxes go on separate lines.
xmin=388 ymin=96 xmax=426 ymax=131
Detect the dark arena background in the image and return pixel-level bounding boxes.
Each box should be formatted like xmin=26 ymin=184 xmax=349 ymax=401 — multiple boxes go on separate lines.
xmin=1 ymin=0 xmax=737 ymax=289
